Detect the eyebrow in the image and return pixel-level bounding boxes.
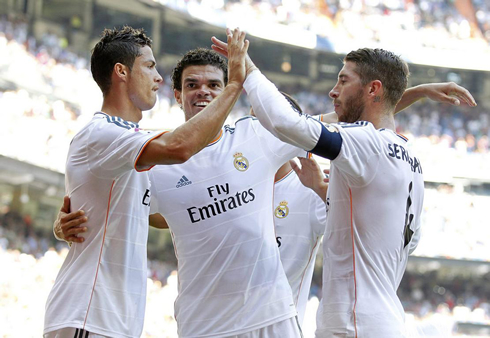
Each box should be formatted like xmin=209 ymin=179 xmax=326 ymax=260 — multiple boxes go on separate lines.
xmin=183 ymin=78 xmax=224 ymax=85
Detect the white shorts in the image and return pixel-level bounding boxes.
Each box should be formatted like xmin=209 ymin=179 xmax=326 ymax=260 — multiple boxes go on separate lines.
xmin=227 ymin=317 xmax=303 ymax=338
xmin=44 ymin=328 xmax=109 ymax=338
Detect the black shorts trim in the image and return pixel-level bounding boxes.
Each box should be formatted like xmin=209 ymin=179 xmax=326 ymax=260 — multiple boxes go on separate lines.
xmin=74 ymin=328 xmax=89 ymax=338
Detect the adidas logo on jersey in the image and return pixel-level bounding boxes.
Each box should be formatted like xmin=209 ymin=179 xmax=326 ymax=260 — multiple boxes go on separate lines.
xmin=176 ymin=176 xmax=192 ymax=188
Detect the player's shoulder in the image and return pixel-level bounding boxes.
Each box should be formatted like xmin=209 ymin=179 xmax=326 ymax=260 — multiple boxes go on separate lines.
xmin=378 ymin=128 xmax=410 ymax=144
xmin=93 ymin=112 xmax=139 ymax=130
xmin=78 ymin=112 xmax=143 ymax=146
xmin=333 ymin=120 xmax=378 ymax=139
xmin=223 ymin=116 xmax=257 ymax=135
xmin=335 ymin=120 xmax=372 ymax=130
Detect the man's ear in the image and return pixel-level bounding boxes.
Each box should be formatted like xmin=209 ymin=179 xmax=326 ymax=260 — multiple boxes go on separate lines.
xmin=114 ymin=63 xmax=129 ymax=82
xmin=174 ymin=89 xmax=182 ymax=106
xmin=368 ymin=80 xmax=383 ymax=98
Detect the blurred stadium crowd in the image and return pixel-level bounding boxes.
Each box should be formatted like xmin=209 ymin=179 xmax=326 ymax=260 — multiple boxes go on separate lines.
xmin=160 ymin=0 xmax=490 ymax=68
xmin=1 ymin=6 xmax=490 ymax=337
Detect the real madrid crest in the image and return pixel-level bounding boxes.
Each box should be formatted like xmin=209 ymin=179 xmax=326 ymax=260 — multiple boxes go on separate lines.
xmin=233 ymin=152 xmax=249 ymax=172
xmin=275 ymin=201 xmax=289 ymax=219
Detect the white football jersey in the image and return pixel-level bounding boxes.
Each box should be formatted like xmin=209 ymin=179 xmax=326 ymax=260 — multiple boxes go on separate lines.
xmin=149 ymin=117 xmax=304 ymax=337
xmin=273 ymin=169 xmax=326 ymax=325
xmin=44 ymin=112 xmax=162 ymax=338
xmin=244 ymin=71 xmax=424 ymax=338
xmin=315 ymin=122 xmax=424 ymax=337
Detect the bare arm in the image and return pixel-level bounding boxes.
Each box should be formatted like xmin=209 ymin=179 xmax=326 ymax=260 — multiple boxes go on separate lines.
xmin=149 ymin=213 xmax=169 ymax=229
xmin=319 ymin=82 xmax=477 ymax=122
xmin=137 ymin=29 xmax=249 ymax=167
xmin=213 ymin=31 xmax=340 ymax=159
xmin=394 ymin=82 xmax=477 ymax=113
xmin=53 ymin=196 xmax=87 ymax=244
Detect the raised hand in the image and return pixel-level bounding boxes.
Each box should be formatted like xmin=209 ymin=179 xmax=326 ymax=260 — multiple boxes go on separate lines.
xmin=212 ymin=28 xmax=258 ymax=77
xmin=290 ymin=157 xmax=329 ymax=202
xmin=422 ymin=82 xmax=476 ymax=106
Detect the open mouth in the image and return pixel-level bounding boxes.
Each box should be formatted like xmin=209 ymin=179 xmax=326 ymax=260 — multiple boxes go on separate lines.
xmin=194 ymin=101 xmax=210 ymax=108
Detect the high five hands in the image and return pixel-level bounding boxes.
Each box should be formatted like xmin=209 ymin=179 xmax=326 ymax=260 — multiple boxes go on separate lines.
xmin=212 ymin=28 xmax=258 ymax=77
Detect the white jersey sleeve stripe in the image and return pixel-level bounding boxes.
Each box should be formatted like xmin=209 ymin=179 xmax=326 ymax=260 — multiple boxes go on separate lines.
xmin=349 ymin=187 xmax=359 ymax=338
xmin=83 ymin=180 xmax=115 ymax=330
xmin=134 ymin=131 xmax=167 ymax=172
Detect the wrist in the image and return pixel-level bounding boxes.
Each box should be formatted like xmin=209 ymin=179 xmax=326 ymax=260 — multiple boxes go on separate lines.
xmin=224 ymin=82 xmax=243 ymax=94
xmin=53 ymin=223 xmax=63 ymax=241
xmin=413 ymin=84 xmax=429 ymax=99
xmin=246 ymin=66 xmax=259 ymax=77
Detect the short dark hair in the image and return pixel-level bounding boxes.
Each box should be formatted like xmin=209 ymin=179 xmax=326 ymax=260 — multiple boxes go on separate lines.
xmin=91 ymin=26 xmax=152 ymax=96
xmin=280 ymin=92 xmax=302 ymax=114
xmin=171 ymin=48 xmax=228 ymax=91
xmin=344 ymin=48 xmax=409 ymax=108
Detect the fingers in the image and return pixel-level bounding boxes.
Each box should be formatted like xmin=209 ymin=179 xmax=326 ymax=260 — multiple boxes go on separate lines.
xmin=62 ymin=224 xmax=87 ymax=237
xmin=211 ymin=44 xmax=228 ymax=58
xmin=60 ymin=210 xmax=88 ymax=243
xmin=445 ymin=83 xmax=477 ymax=107
xmin=62 ymin=224 xmax=86 ymax=243
xmin=452 ymin=90 xmax=477 ymax=107
xmin=61 ymin=195 xmax=71 ymax=213
xmin=61 ymin=209 xmax=86 ymax=223
xmin=323 ymin=169 xmax=330 ymax=183
xmin=211 ymin=36 xmax=228 ymax=49
xmin=66 ymin=234 xmax=85 ymax=243
xmin=298 ymin=157 xmax=310 ymax=166
xmin=299 ymin=156 xmax=319 ymax=169
xmin=61 ymin=214 xmax=87 ymax=229
xmin=289 ymin=159 xmax=300 ymax=174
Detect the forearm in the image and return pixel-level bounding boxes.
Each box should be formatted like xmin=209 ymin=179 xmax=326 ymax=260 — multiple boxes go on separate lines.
xmin=169 ymin=83 xmax=242 ymax=159
xmin=395 ymin=85 xmax=426 ymax=114
xmin=244 ymin=70 xmax=322 ymax=151
xmin=313 ymin=184 xmax=328 ymax=202
xmin=139 ymin=83 xmax=242 ymax=166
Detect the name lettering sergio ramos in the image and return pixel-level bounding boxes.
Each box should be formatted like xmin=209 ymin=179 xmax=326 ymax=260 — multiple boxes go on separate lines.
xmin=187 ymin=183 xmax=256 ymax=223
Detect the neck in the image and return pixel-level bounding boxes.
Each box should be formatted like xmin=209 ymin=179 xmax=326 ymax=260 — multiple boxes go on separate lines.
xmin=362 ymin=106 xmax=395 ymax=130
xmin=101 ymin=91 xmax=141 ymax=123
xmin=274 ymin=162 xmax=292 ymax=182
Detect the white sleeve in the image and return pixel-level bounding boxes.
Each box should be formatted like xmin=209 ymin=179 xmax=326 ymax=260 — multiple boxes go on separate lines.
xmin=87 ymin=122 xmax=162 ymax=179
xmin=244 ymin=71 xmax=322 ymax=151
xmin=244 ymin=70 xmax=342 ymax=160
xmin=249 ymin=118 xmax=306 ymax=169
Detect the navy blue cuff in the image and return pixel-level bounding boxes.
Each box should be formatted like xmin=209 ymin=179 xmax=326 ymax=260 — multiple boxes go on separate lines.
xmin=310 ymin=124 xmax=342 ymax=160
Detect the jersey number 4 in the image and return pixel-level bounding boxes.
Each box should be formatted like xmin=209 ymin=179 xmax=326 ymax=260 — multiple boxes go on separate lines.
xmin=403 ymin=182 xmax=414 ymax=248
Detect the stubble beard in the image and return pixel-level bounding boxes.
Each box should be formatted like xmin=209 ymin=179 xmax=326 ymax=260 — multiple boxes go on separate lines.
xmin=338 ymin=89 xmax=365 ymax=123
